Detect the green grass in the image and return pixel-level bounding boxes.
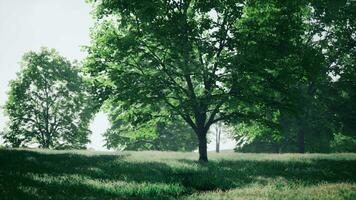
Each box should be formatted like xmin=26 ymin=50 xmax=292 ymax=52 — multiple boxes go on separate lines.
xmin=0 ymin=149 xmax=355 ymax=200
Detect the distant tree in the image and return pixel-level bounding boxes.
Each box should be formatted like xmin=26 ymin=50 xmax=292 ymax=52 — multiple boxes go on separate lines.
xmin=234 ymin=113 xmax=334 ymax=153
xmin=3 ymin=48 xmax=95 ymax=149
xmin=85 ymin=0 xmax=312 ymax=161
xmin=208 ymin=122 xmax=233 ymax=153
xmin=233 ymin=117 xmax=286 ymax=153
xmin=214 ymin=122 xmax=222 ymax=153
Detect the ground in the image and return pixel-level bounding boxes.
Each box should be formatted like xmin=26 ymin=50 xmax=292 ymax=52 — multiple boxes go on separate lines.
xmin=0 ymin=149 xmax=355 ymax=200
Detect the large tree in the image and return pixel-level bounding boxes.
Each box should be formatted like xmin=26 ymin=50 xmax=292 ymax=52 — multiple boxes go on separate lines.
xmin=233 ymin=0 xmax=355 ymax=154
xmin=3 ymin=48 xmax=95 ymax=149
xmin=85 ymin=0 xmax=311 ymax=161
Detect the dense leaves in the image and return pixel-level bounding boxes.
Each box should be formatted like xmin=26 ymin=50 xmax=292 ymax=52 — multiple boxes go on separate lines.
xmin=312 ymin=0 xmax=356 ymax=136
xmin=103 ymin=100 xmax=197 ymax=151
xmin=85 ymin=0 xmax=319 ymax=161
xmin=104 ymin=117 xmax=197 ymax=151
xmin=3 ymin=48 xmax=95 ymax=149
xmin=233 ymin=0 xmax=356 ymax=153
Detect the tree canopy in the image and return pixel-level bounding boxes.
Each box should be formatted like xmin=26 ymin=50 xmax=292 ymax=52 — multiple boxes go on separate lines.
xmin=84 ymin=0 xmax=326 ymax=161
xmin=3 ymin=48 xmax=95 ymax=149
xmin=312 ymin=0 xmax=356 ymax=136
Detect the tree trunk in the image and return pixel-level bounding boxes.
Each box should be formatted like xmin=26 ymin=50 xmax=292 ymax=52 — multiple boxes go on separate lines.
xmin=42 ymin=132 xmax=51 ymax=149
xmin=298 ymin=129 xmax=305 ymax=153
xmin=274 ymin=144 xmax=280 ymax=153
xmin=198 ymin=131 xmax=208 ymax=162
xmin=42 ymin=141 xmax=50 ymax=149
xmin=215 ymin=124 xmax=220 ymax=153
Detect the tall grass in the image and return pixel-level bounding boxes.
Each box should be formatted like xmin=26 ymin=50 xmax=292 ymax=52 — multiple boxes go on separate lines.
xmin=0 ymin=149 xmax=355 ymax=199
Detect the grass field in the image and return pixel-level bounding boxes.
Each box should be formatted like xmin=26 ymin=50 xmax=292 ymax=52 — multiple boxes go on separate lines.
xmin=0 ymin=149 xmax=355 ymax=200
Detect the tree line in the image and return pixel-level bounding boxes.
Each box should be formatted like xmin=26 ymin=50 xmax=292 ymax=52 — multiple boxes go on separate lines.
xmin=1 ymin=0 xmax=355 ymax=161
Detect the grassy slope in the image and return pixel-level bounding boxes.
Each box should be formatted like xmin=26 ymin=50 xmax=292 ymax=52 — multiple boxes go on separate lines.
xmin=0 ymin=149 xmax=355 ymax=200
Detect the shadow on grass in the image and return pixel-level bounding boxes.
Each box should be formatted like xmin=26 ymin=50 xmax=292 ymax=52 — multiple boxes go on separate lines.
xmin=0 ymin=149 xmax=356 ymax=200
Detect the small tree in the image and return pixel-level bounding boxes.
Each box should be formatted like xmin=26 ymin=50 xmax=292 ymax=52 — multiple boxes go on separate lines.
xmin=3 ymin=48 xmax=95 ymax=149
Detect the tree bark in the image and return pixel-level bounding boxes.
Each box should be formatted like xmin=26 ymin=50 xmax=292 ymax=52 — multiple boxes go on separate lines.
xmin=197 ymin=131 xmax=208 ymax=162
xmin=42 ymin=141 xmax=50 ymax=148
xmin=40 ymin=132 xmax=51 ymax=149
xmin=275 ymin=144 xmax=282 ymax=154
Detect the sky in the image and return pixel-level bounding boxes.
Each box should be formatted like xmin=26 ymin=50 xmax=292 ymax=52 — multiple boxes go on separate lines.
xmin=0 ymin=0 xmax=236 ymax=151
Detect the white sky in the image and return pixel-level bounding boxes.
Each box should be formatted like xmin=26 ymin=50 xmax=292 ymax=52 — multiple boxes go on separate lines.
xmin=0 ymin=0 xmax=235 ymax=151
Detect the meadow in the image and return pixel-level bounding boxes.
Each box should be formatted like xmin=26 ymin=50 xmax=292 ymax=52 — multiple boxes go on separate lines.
xmin=0 ymin=149 xmax=355 ymax=200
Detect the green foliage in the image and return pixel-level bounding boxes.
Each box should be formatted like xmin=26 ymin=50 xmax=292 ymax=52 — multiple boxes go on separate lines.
xmin=3 ymin=48 xmax=95 ymax=149
xmin=1 ymin=149 xmax=356 ymax=199
xmin=104 ymin=116 xmax=198 ymax=151
xmin=84 ymin=0 xmax=317 ymax=161
xmin=331 ymin=133 xmax=356 ymax=153
xmin=311 ymin=0 xmax=356 ymax=137
xmin=232 ymin=0 xmax=356 ymax=153
xmin=234 ymin=112 xmax=335 ymax=153
xmin=234 ymin=123 xmax=282 ymax=153
xmin=230 ymin=0 xmax=355 ymax=154
xmin=102 ymin=99 xmax=198 ymax=151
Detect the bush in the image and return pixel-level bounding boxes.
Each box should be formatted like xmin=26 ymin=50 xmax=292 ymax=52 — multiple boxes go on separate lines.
xmin=331 ymin=133 xmax=356 ymax=153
